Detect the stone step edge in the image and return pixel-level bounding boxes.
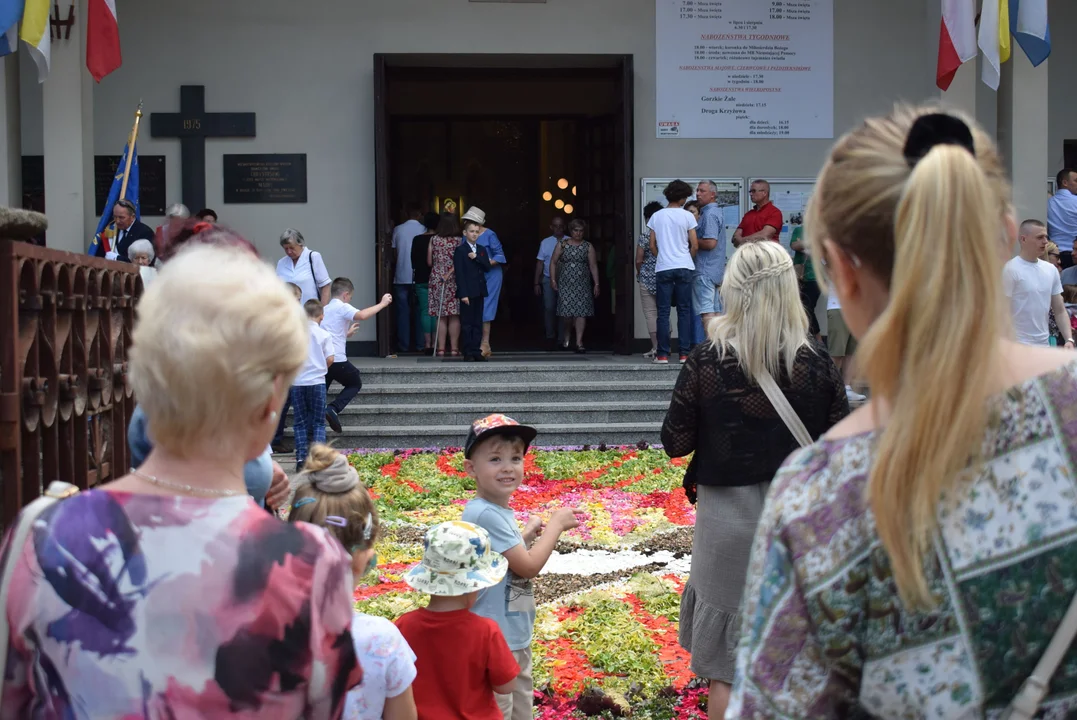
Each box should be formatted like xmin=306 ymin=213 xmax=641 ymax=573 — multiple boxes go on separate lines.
xmin=286 ymin=422 xmax=663 ymax=436
xmin=332 ymin=401 xmax=672 ymax=414
xmin=353 ymin=381 xmax=677 ymax=393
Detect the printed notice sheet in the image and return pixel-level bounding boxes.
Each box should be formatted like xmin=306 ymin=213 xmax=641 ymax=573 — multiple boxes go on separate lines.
xmin=655 ymin=0 xmax=833 ymax=139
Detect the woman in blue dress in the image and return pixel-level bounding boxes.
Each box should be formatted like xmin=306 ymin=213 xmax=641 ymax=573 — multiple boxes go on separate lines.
xmin=462 ymin=206 xmax=506 ymax=357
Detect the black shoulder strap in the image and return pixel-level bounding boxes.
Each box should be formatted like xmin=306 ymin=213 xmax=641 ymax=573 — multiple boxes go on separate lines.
xmin=308 ymin=251 xmax=320 ymax=300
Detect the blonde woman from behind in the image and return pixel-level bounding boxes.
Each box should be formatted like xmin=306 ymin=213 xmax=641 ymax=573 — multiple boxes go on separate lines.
xmin=660 ymin=240 xmax=849 ymax=719
xmin=0 ymin=245 xmax=362 ymax=717
xmin=730 ymin=108 xmax=1077 ymax=718
xmin=288 ymin=444 xmax=418 ymax=720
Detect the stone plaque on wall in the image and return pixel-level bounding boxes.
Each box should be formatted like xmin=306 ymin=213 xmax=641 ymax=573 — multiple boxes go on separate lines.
xmin=223 ymin=153 xmax=307 ymax=203
xmin=94 ymin=155 xmax=167 ymax=216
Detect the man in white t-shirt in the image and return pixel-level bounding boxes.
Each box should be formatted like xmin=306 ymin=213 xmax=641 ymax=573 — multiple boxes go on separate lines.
xmin=825 ymin=294 xmax=865 ymax=403
xmin=392 ymin=206 xmax=427 ymax=353
xmin=534 ymin=216 xmax=568 ymax=345
xmin=1004 ymin=219 xmax=1073 ymax=348
xmin=648 ymin=180 xmax=698 ymax=364
xmin=321 ymin=278 xmax=394 ymax=433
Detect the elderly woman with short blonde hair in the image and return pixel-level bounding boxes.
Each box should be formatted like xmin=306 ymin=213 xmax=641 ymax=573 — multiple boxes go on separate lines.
xmin=0 ymin=244 xmax=363 ymax=717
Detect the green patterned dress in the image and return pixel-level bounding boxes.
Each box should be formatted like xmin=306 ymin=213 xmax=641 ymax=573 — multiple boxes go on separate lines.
xmin=730 ymin=360 xmax=1077 ymax=719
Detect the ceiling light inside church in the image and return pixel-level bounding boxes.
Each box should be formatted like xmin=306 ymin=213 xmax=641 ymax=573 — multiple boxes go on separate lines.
xmin=572 ymin=186 xmax=577 ymax=196
xmin=564 ymin=204 xmax=574 ymax=214
xmin=542 ymin=191 xmax=553 ymax=201
xmin=557 ymin=178 xmax=569 ymax=190
xmin=555 ymin=199 xmax=565 ymax=209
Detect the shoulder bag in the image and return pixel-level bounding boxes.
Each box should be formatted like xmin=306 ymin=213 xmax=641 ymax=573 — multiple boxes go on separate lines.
xmin=756 ymin=368 xmax=813 ymax=448
xmin=0 ymin=481 xmax=79 ymax=698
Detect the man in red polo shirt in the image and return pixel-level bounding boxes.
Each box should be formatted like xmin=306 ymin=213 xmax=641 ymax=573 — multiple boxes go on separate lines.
xmin=732 ymin=180 xmax=783 ymax=248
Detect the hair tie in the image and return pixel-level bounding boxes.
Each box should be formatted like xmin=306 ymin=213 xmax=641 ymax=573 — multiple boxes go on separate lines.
xmin=293 ymin=497 xmax=316 ymax=509
xmin=192 ymin=221 xmax=214 ymax=234
xmin=903 ymin=113 xmax=975 ymax=167
xmin=296 ymin=454 xmax=360 ymax=495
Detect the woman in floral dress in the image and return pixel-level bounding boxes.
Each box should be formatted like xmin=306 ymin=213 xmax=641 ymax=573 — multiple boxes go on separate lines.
xmin=0 ymin=245 xmax=361 ymax=718
xmin=730 ymin=107 xmax=1077 ymax=719
xmin=427 ymin=212 xmax=462 ymax=357
xmin=551 ymin=218 xmax=600 ymax=353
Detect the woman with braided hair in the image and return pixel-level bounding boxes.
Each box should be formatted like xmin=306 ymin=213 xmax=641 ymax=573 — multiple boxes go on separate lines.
xmin=660 ymin=240 xmax=848 ymax=719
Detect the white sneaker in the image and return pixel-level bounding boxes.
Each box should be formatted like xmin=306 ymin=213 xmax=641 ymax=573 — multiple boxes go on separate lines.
xmin=643 ymin=349 xmax=657 ymax=360
xmin=845 ymin=385 xmax=867 ymax=402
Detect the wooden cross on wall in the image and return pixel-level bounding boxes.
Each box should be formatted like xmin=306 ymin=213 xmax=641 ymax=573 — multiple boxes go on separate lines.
xmin=150 ymin=85 xmax=256 ymax=212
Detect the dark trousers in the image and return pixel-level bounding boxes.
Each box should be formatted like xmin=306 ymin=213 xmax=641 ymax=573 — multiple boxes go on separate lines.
xmin=460 ymin=296 xmax=484 ymax=357
xmin=326 ymin=360 xmax=363 ymax=413
xmin=394 ymin=283 xmax=416 ymax=352
xmin=1063 ymin=251 xmax=1074 ymax=270
xmin=656 ymin=268 xmax=694 ymax=358
xmin=800 ymin=279 xmax=821 ymax=336
xmin=273 ymin=394 xmax=291 ymax=445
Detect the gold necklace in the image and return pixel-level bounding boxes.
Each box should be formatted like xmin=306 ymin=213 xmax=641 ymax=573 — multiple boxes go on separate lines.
xmin=130 ymin=468 xmax=242 ymax=497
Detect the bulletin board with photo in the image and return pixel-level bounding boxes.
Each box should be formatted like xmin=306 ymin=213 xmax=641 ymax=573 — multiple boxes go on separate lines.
xmin=750 ymin=178 xmax=817 ymax=256
xmin=640 ymin=178 xmax=746 ymax=256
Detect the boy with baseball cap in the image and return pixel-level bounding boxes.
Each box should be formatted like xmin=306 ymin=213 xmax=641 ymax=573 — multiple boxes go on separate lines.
xmin=459 ymin=414 xmax=583 ymax=720
xmin=397 ymin=521 xmax=520 ymax=719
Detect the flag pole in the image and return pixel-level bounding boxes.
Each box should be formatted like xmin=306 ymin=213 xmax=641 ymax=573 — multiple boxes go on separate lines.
xmin=118 ymin=101 xmax=143 ymax=202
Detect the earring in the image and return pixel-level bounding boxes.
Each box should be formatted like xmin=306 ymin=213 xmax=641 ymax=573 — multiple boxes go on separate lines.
xmin=270 ymin=411 xmax=278 ymax=423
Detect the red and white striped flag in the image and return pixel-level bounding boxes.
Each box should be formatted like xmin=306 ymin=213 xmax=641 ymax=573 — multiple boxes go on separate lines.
xmin=86 ymin=0 xmax=120 ymax=82
xmin=937 ymin=0 xmax=977 ymax=90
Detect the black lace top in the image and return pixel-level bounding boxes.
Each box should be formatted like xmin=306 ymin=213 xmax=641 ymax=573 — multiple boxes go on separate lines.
xmin=661 ymin=339 xmax=850 ymax=499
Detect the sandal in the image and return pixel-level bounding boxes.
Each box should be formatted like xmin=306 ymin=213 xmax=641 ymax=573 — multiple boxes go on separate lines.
xmin=575 ymin=346 xmax=587 ymax=354
xmin=451 ymin=350 xmax=462 ymax=357
xmin=436 ymin=349 xmax=446 ymax=357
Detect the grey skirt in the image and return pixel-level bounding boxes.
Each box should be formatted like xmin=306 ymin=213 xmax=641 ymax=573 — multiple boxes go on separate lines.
xmin=679 ymin=481 xmax=771 ymax=683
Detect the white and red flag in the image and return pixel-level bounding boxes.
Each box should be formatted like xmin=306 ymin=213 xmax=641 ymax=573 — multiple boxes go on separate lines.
xmin=936 ymin=0 xmax=977 ymax=91
xmin=86 ymin=0 xmax=120 ymax=82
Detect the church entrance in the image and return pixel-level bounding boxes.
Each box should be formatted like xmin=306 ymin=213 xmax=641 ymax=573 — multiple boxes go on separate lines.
xmin=373 ymin=54 xmax=634 ymax=356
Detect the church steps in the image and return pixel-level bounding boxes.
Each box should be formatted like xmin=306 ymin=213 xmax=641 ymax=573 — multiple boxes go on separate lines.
xmin=353 ymin=363 xmax=681 ymax=386
xmin=333 ymin=401 xmax=672 ymax=427
xmin=291 ymin=422 xmax=665 ymax=450
xmin=328 ymin=380 xmax=678 ymax=406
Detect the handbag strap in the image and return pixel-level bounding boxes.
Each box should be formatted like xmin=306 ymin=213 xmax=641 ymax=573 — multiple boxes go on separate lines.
xmin=1003 ymin=589 xmax=1077 ymax=720
xmin=756 ymin=368 xmax=813 ymax=448
xmin=0 ymin=481 xmax=78 ymax=697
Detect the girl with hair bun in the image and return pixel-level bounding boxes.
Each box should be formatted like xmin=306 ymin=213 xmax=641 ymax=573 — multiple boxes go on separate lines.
xmin=731 ymin=107 xmax=1077 ymax=718
xmin=288 ymin=444 xmax=418 ymax=720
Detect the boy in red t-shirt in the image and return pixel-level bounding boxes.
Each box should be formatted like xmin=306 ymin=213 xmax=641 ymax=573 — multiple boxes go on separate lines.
xmin=397 ymin=521 xmax=520 ymax=720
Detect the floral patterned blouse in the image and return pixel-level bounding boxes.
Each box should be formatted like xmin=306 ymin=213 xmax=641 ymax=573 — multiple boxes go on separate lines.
xmin=730 ymin=360 xmax=1077 ymax=719
xmin=636 ymin=232 xmax=657 ymax=295
xmin=344 ymin=613 xmax=416 ymax=720
xmin=0 ymin=490 xmax=362 ymax=719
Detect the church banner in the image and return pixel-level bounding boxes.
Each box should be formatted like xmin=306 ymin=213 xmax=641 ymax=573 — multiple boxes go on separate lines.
xmin=655 ymin=0 xmax=834 ymax=139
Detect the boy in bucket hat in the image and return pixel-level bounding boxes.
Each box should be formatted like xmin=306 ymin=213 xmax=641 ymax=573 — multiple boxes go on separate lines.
xmin=460 ymin=414 xmax=584 ymax=720
xmin=396 ymin=521 xmax=520 ymax=719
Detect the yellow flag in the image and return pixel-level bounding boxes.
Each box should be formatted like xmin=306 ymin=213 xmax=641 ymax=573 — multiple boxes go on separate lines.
xmin=19 ymin=0 xmax=50 ymax=82
xmin=998 ymin=0 xmax=1011 ymax=64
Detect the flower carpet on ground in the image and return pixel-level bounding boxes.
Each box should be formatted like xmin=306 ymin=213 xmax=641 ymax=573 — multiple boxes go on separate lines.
xmin=347 ymin=447 xmax=705 ymax=718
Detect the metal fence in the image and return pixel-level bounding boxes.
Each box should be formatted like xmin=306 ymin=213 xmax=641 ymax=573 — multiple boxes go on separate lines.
xmin=0 ymin=240 xmax=141 ymax=527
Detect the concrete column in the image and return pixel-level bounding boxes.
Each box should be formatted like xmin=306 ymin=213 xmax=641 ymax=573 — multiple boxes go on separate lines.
xmin=998 ymin=49 xmax=1050 ymax=225
xmin=0 ymin=54 xmax=20 ymax=208
xmin=42 ymin=0 xmax=94 ymax=253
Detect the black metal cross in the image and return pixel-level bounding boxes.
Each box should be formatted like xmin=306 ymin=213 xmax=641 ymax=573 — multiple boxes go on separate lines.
xmin=150 ymin=85 xmax=256 ymax=212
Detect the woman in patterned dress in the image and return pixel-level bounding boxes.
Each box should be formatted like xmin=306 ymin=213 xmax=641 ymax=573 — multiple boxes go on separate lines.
xmin=550 ymin=218 xmax=600 ymax=353
xmin=730 ymin=108 xmax=1077 ymax=719
xmin=637 ymin=202 xmax=663 ymax=358
xmin=0 ymin=245 xmax=362 ymax=718
xmin=427 ymin=212 xmax=462 ymax=357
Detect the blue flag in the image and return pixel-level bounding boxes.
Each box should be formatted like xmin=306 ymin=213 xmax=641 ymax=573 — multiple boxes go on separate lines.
xmin=89 ymin=142 xmax=140 ymax=256
xmin=0 ymin=0 xmax=24 ymax=57
xmin=1009 ymin=0 xmax=1051 ymax=67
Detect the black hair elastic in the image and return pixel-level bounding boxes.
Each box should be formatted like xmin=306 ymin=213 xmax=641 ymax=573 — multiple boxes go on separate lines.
xmin=902 ymin=113 xmax=976 ymax=167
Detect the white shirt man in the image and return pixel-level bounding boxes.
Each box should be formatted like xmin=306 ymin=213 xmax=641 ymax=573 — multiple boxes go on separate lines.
xmin=535 ymin=218 xmax=568 ymax=343
xmin=392 ymin=214 xmax=426 ymax=285
xmin=390 ymin=211 xmax=426 ymax=352
xmin=1048 ymin=169 xmax=1077 ymax=263
xmin=1004 ymin=220 xmax=1073 ymax=348
xmin=647 ymin=206 xmax=697 ymax=273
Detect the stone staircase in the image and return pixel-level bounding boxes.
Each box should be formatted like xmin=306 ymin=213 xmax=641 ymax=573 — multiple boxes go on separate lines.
xmin=285 ymin=355 xmax=682 ymax=449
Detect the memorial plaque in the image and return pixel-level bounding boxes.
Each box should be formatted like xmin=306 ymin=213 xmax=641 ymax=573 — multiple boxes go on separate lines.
xmin=94 ymin=155 xmax=167 ymax=216
xmin=223 ymin=154 xmax=307 ymax=203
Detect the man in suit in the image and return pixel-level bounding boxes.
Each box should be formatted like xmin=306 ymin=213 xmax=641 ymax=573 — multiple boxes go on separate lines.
xmin=454 ymin=218 xmax=491 ymax=362
xmin=111 ymin=199 xmax=155 ymax=262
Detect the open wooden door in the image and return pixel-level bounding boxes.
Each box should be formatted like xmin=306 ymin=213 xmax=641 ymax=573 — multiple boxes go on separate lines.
xmin=615 ymin=55 xmax=634 ymax=355
xmin=373 ymin=54 xmax=393 ymax=357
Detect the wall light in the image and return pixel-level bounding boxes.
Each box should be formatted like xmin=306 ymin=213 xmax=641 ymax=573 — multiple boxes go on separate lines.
xmin=542 ymin=191 xmax=553 ymax=202
xmin=572 ymin=186 xmax=577 ymax=196
xmin=555 ymin=199 xmax=565 ymax=209
xmin=557 ymin=178 xmax=569 ymax=190
xmin=563 ymin=204 xmax=574 ymax=214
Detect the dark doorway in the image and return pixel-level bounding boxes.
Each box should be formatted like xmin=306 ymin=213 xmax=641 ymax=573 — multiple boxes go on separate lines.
xmin=373 ymin=55 xmax=634 ymax=356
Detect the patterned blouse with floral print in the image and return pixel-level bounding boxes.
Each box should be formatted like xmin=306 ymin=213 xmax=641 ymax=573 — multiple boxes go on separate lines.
xmin=0 ymin=490 xmax=362 ymax=720
xmin=730 ymin=360 xmax=1077 ymax=719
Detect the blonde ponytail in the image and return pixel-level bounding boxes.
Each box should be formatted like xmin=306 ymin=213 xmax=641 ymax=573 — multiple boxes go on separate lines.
xmin=807 ymin=106 xmax=1010 ymax=609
